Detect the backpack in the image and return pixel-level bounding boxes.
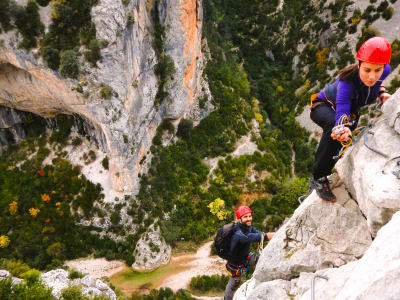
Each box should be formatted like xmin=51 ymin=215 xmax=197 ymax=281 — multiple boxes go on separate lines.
xmin=214 ymin=223 xmax=238 ymax=260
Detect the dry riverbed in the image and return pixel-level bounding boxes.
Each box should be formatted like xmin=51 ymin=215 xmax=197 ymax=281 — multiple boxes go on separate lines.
xmin=64 ymin=241 xmax=226 ymax=295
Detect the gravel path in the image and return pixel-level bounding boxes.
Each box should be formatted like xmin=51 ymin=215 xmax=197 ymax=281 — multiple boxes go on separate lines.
xmin=158 ymin=241 xmax=226 ymax=291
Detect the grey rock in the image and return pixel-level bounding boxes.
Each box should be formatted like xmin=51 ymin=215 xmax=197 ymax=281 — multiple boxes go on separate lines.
xmin=40 ymin=269 xmax=70 ymax=298
xmin=253 ymin=178 xmax=371 ymax=283
xmin=334 ymin=211 xmax=400 ymax=300
xmin=336 ymin=95 xmax=400 ymax=237
xmin=11 ymin=277 xmax=23 ymax=285
xmin=40 ymin=269 xmax=116 ymax=299
xmin=297 ymin=262 xmax=357 ymax=300
xmin=0 ymin=270 xmax=10 ymax=278
xmin=132 ymin=224 xmax=171 ymax=270
xmin=247 ymin=279 xmax=292 ymax=300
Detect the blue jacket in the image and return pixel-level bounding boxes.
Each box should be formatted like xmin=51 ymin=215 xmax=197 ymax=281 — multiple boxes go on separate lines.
xmin=229 ymin=223 xmax=263 ymax=265
xmin=317 ymin=64 xmax=391 ymax=126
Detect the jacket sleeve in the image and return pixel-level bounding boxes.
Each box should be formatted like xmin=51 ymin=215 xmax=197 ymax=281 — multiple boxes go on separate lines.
xmin=335 ymin=80 xmax=354 ymax=126
xmin=230 ymin=228 xmax=262 ymax=252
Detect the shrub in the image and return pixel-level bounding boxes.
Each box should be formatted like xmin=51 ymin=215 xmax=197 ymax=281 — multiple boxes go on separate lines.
xmin=122 ymin=0 xmax=131 ymax=5
xmin=42 ymin=47 xmax=60 ymax=70
xmin=189 ymin=274 xmax=229 ymax=293
xmin=61 ymin=285 xmax=85 ymax=300
xmin=0 ymin=259 xmax=31 ymax=277
xmin=110 ymin=211 xmax=121 ymax=225
xmin=101 ymin=156 xmax=109 ymax=170
xmin=60 ymin=50 xmax=80 ymax=79
xmin=84 ymin=39 xmax=101 ymax=66
xmin=68 ymin=269 xmax=84 ymax=280
xmin=14 ymin=1 xmax=44 ymax=49
xmin=127 ymin=13 xmax=135 ymax=25
xmin=177 ymin=119 xmax=193 ymax=139
xmin=21 ymin=269 xmax=40 ymax=287
xmin=100 ymin=85 xmax=113 ymax=100
xmin=72 ymin=137 xmax=82 ymax=146
xmin=46 ymin=242 xmax=66 ymax=259
xmin=377 ymin=1 xmax=389 ymax=12
xmin=382 ymin=7 xmax=394 ymax=20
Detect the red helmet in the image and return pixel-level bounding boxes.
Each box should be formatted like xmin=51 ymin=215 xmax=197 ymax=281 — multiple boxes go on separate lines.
xmin=356 ymin=37 xmax=391 ymax=64
xmin=235 ymin=206 xmax=252 ymax=219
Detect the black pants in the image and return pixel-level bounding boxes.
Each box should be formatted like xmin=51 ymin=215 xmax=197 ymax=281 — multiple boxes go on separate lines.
xmin=310 ymin=104 xmax=342 ymax=179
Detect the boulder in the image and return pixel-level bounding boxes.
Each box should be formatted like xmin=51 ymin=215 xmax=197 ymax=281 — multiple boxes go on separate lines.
xmin=132 ymin=224 xmax=171 ymax=270
xmin=40 ymin=269 xmax=70 ymax=298
xmin=253 ymin=176 xmax=371 ymax=283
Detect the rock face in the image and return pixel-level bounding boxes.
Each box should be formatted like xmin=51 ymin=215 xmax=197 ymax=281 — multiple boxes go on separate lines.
xmin=0 ymin=0 xmax=210 ymax=194
xmin=233 ymin=89 xmax=400 ymax=300
xmin=253 ymin=176 xmax=371 ymax=283
xmin=132 ymin=224 xmax=171 ymax=270
xmin=336 ymin=92 xmax=400 ymax=237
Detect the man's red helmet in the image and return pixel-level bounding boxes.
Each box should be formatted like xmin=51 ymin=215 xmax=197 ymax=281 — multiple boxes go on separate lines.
xmin=235 ymin=206 xmax=252 ymax=219
xmin=356 ymin=36 xmax=391 ymax=65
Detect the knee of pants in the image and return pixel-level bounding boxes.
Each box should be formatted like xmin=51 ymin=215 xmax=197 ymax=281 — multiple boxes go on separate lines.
xmin=322 ymin=120 xmax=335 ymax=133
xmin=232 ymin=278 xmax=241 ymax=290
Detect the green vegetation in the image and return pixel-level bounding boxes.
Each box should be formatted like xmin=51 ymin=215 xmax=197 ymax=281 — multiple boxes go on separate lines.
xmin=100 ymin=85 xmax=114 ymax=100
xmin=151 ymin=0 xmax=176 ymax=105
xmin=60 ymin=50 xmax=80 ymax=79
xmin=189 ymin=274 xmax=228 ymax=294
xmin=132 ymin=288 xmax=195 ymax=300
xmin=102 ymin=156 xmax=109 ymax=170
xmin=14 ymin=0 xmax=44 ymax=49
xmin=128 ymin=13 xmax=135 ymax=25
xmin=0 ymin=112 xmax=137 ymax=269
xmin=41 ymin=0 xmax=100 ymax=70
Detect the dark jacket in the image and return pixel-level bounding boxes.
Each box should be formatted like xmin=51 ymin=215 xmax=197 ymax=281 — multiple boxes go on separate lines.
xmin=229 ymin=223 xmax=263 ymax=265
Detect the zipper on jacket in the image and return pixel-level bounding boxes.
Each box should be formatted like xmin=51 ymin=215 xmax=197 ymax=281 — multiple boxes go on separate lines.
xmin=365 ymin=87 xmax=370 ymax=104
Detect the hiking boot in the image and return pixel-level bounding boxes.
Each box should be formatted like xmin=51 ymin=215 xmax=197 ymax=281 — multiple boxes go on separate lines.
xmin=309 ymin=176 xmax=336 ymax=202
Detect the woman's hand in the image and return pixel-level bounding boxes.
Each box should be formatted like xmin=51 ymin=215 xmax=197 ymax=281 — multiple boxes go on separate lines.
xmin=331 ymin=126 xmax=351 ymax=141
xmin=379 ymin=92 xmax=391 ymax=105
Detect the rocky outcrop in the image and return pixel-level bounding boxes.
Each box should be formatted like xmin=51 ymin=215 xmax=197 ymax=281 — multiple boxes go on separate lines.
xmin=40 ymin=269 xmax=116 ymax=299
xmin=253 ymin=175 xmax=371 ymax=283
xmin=0 ymin=268 xmax=116 ymax=299
xmin=233 ymin=90 xmax=400 ymax=300
xmin=0 ymin=0 xmax=211 ymax=194
xmin=336 ymin=92 xmax=400 ymax=237
xmin=0 ymin=270 xmax=24 ymax=286
xmin=132 ymin=224 xmax=171 ymax=270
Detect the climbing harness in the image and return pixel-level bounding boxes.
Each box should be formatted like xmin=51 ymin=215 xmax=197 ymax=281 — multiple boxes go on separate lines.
xmin=311 ymin=274 xmax=329 ymax=300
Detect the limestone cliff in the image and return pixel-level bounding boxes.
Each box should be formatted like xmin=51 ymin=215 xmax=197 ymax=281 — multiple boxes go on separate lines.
xmin=0 ymin=0 xmax=211 ymax=194
xmin=233 ymin=93 xmax=400 ymax=299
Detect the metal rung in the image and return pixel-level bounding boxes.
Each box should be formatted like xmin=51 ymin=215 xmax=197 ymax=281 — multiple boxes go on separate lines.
xmin=311 ymin=274 xmax=329 ymax=300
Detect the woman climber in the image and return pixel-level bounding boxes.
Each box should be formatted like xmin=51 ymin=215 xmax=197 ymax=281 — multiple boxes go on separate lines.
xmin=309 ymin=36 xmax=392 ymax=202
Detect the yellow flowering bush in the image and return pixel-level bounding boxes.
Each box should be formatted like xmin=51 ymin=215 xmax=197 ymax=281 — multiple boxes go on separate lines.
xmin=41 ymin=194 xmax=51 ymax=203
xmin=208 ymin=198 xmax=230 ymax=221
xmin=29 ymin=207 xmax=40 ymax=217
xmin=9 ymin=201 xmax=18 ymax=215
xmin=0 ymin=235 xmax=10 ymax=248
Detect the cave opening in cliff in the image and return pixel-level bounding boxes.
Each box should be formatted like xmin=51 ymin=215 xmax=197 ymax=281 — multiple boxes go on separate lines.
xmin=0 ymin=105 xmax=105 ymax=150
